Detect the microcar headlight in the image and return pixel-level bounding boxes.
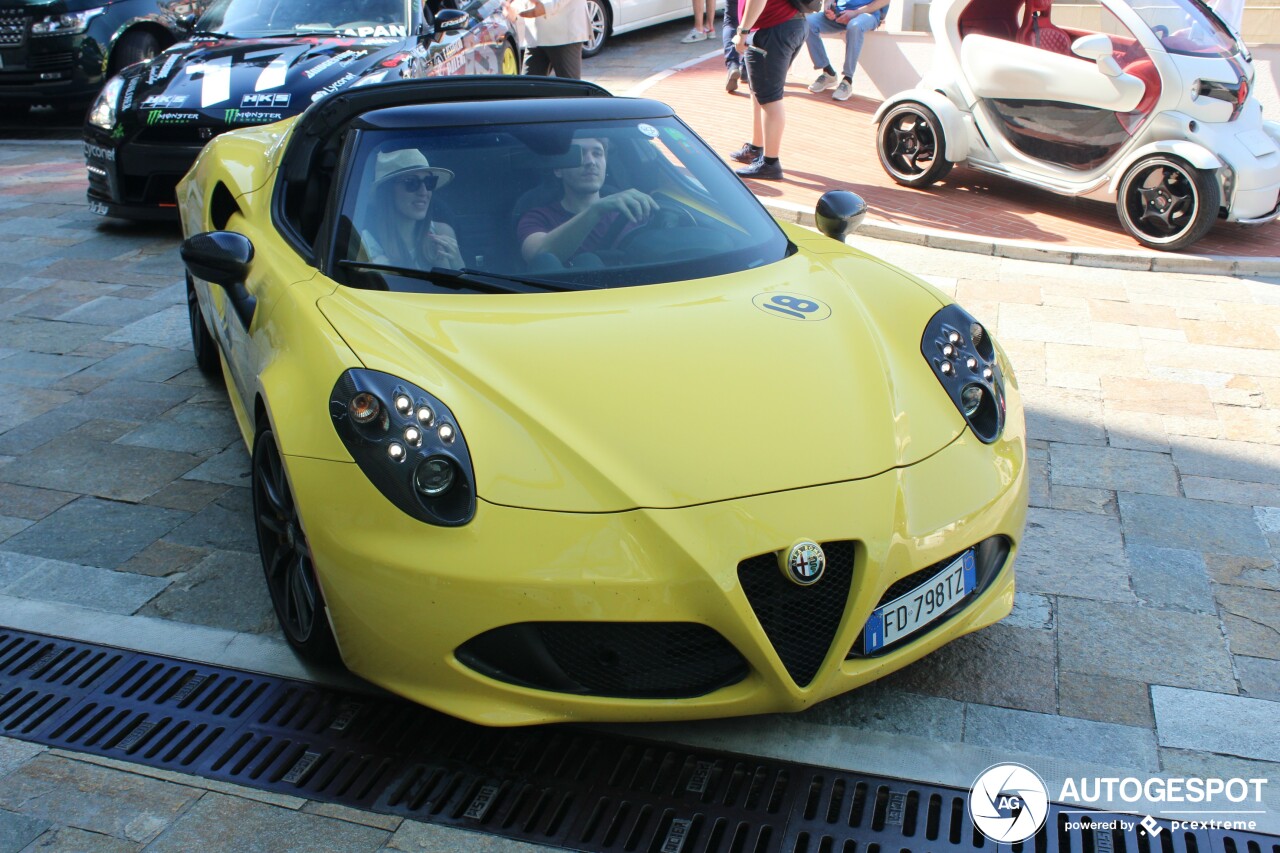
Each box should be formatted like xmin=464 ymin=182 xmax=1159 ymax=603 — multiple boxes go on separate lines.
xmin=922 ymin=304 xmax=1006 ymax=443
xmin=330 ymin=369 xmax=476 ymax=526
xmin=31 ymin=8 xmax=103 ymax=36
xmin=87 ymin=75 xmax=125 ymax=131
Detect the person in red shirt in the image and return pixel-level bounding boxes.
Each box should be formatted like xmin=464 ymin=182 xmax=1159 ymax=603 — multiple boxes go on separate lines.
xmin=728 ymin=0 xmax=806 ymax=180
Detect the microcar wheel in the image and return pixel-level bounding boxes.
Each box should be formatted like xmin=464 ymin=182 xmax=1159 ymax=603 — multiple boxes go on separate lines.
xmin=877 ymin=102 xmax=953 ymax=187
xmin=582 ymin=0 xmax=610 ymax=58
xmin=253 ymin=422 xmax=339 ymax=663
xmin=186 ymin=274 xmax=221 ymax=378
xmin=1116 ymin=155 xmax=1220 ymax=252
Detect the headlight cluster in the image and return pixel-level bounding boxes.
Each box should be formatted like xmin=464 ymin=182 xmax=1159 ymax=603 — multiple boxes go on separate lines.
xmin=31 ymin=8 xmax=102 ymax=35
xmin=87 ymin=75 xmax=124 ymax=131
xmin=330 ymin=369 xmax=476 ymax=526
xmin=922 ymin=304 xmax=1006 ymax=443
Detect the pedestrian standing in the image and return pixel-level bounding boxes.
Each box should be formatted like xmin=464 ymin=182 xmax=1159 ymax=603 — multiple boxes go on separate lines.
xmin=804 ymin=0 xmax=888 ymax=101
xmin=681 ymin=0 xmax=717 ymax=42
xmin=728 ymin=0 xmax=806 ymax=180
xmin=504 ymin=0 xmax=588 ymax=79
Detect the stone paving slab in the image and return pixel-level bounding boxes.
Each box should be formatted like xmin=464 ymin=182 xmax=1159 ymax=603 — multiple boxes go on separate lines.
xmin=145 ymin=792 xmax=390 ymax=853
xmin=1152 ymin=686 xmax=1280 ymax=763
xmin=963 ymin=705 xmax=1159 ymax=772
xmin=0 ymin=754 xmax=200 ymax=845
xmin=0 ymin=554 xmax=170 ymax=615
xmin=2 ymin=498 xmax=190 ymax=569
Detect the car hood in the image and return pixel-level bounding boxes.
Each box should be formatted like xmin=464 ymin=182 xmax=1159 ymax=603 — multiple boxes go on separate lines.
xmin=317 ymin=251 xmax=966 ymax=512
xmin=118 ymin=35 xmax=406 ymax=126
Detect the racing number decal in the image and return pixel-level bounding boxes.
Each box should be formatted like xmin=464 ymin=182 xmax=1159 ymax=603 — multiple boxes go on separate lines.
xmin=246 ymin=45 xmax=311 ymax=91
xmin=752 ymin=293 xmax=832 ymax=321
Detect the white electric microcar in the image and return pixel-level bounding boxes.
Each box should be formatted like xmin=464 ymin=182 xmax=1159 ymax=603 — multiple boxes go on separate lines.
xmin=875 ymin=0 xmax=1280 ymax=250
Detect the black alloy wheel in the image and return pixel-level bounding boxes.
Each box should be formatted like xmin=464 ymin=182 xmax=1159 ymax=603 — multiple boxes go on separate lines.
xmin=582 ymin=0 xmax=610 ymax=58
xmin=253 ymin=423 xmax=339 ymax=663
xmin=186 ymin=275 xmax=221 ymax=377
xmin=877 ymin=102 xmax=953 ymax=187
xmin=1116 ymin=155 xmax=1220 ymax=252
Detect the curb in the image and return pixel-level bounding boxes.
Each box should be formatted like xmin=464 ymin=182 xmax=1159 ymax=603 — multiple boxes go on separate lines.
xmin=761 ymin=197 xmax=1280 ymax=276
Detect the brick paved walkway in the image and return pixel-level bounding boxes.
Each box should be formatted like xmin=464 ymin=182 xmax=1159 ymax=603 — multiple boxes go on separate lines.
xmin=642 ymin=56 xmax=1280 ymax=258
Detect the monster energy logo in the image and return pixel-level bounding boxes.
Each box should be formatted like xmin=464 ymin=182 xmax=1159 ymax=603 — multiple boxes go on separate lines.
xmin=146 ymin=110 xmax=198 ymax=125
xmin=224 ymin=109 xmax=283 ymax=124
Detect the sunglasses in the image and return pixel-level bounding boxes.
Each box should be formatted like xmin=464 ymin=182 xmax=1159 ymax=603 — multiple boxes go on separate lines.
xmin=394 ymin=174 xmax=440 ymax=192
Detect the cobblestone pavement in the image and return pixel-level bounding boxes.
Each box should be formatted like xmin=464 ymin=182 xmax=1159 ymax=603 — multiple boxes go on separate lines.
xmin=1 ymin=21 xmax=1278 ymax=851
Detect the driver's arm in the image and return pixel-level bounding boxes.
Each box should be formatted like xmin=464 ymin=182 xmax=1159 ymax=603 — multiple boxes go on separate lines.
xmin=520 ymin=190 xmax=657 ymax=263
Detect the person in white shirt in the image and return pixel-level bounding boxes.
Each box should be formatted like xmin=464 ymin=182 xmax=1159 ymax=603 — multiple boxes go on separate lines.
xmin=504 ymin=0 xmax=589 ymax=78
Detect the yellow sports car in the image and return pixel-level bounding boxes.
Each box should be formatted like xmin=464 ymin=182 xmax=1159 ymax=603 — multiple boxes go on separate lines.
xmin=178 ymin=76 xmax=1027 ymax=726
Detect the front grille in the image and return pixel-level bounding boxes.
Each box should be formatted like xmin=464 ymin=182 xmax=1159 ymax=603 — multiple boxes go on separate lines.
xmin=737 ymin=541 xmax=856 ymax=688
xmin=0 ymin=12 xmax=26 ymax=46
xmin=457 ymin=622 xmax=748 ymax=699
xmin=848 ymin=536 xmax=1012 ymax=659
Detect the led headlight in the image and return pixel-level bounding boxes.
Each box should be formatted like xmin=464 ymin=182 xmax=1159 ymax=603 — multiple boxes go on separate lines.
xmin=31 ymin=8 xmax=103 ymax=35
xmin=922 ymin=304 xmax=1006 ymax=443
xmin=330 ymin=369 xmax=476 ymax=526
xmin=87 ymin=75 xmax=125 ymax=131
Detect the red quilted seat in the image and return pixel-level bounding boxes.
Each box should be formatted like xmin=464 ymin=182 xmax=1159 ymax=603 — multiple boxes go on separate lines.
xmin=1016 ymin=0 xmax=1074 ymax=54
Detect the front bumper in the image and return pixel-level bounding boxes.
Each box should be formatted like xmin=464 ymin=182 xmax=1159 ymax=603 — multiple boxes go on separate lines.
xmin=285 ymin=421 xmax=1028 ymax=726
xmin=84 ymin=133 xmax=202 ymax=220
xmin=0 ymin=29 xmax=103 ymax=105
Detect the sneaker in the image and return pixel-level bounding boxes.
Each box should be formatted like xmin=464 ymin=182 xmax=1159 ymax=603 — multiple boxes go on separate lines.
xmin=725 ymin=66 xmax=741 ymax=93
xmin=729 ymin=142 xmax=763 ymax=164
xmin=736 ymin=158 xmax=783 ymax=181
xmin=808 ymin=72 xmax=838 ymax=93
xmin=833 ymin=78 xmax=853 ymax=100
xmin=680 ymin=29 xmax=708 ymax=43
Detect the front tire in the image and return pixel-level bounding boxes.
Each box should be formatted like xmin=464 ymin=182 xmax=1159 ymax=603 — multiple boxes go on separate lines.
xmin=582 ymin=0 xmax=610 ymax=58
xmin=501 ymin=38 xmax=519 ymax=75
xmin=110 ymin=29 xmax=161 ymax=75
xmin=877 ymin=102 xmax=953 ymax=187
xmin=186 ymin=275 xmax=221 ymax=377
xmin=1116 ymin=155 xmax=1220 ymax=252
xmin=253 ymin=422 xmax=339 ymax=664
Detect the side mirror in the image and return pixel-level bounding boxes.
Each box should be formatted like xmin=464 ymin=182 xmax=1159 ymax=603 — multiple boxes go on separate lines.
xmin=181 ymin=231 xmax=253 ymax=286
xmin=434 ymin=8 xmax=470 ymax=35
xmin=182 ymin=231 xmax=258 ymax=327
xmin=1072 ymin=33 xmax=1122 ymax=75
xmin=815 ymin=190 xmax=867 ymax=241
xmin=177 ymin=12 xmax=197 ymax=28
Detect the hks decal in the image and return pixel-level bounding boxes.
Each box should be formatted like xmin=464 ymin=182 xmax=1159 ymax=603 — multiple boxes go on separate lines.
xmin=140 ymin=94 xmax=188 ymax=109
xmin=240 ymin=92 xmax=291 ymax=108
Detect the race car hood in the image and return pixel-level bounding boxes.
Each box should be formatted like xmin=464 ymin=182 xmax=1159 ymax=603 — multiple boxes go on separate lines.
xmin=317 ymin=251 xmax=967 ymax=512
xmin=118 ymin=35 xmax=407 ymax=126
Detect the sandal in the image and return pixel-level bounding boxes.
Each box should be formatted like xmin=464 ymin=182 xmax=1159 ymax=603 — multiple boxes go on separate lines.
xmin=680 ymin=29 xmax=709 ymax=42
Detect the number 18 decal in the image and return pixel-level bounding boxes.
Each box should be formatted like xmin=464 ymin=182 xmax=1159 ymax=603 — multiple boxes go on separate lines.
xmin=752 ymin=292 xmax=832 ymax=321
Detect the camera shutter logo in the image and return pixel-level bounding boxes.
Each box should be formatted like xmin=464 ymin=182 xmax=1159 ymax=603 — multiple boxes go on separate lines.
xmin=970 ymin=763 xmax=1050 ymax=843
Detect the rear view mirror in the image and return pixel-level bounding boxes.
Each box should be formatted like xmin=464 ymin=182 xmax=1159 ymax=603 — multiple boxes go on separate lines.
xmin=815 ymin=190 xmax=868 ymax=241
xmin=181 ymin=231 xmax=253 ymax=286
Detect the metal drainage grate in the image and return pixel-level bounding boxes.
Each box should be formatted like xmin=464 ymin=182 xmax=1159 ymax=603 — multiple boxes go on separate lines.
xmin=1 ymin=627 xmax=1276 ymax=853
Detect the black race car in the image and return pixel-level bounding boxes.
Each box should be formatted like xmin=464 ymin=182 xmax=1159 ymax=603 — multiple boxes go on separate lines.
xmin=0 ymin=0 xmax=196 ymax=109
xmin=83 ymin=0 xmax=515 ymax=219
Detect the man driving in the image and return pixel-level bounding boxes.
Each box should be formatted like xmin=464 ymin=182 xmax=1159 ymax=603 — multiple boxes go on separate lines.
xmin=518 ymin=137 xmax=658 ymax=266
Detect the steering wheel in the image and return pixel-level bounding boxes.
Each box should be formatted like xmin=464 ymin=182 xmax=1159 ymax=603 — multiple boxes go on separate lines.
xmin=609 ymin=197 xmax=697 ymax=254
xmin=1152 ymin=23 xmax=1170 ymax=38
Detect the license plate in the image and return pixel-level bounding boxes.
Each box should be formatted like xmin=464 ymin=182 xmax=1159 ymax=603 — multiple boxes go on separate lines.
xmin=862 ymin=550 xmax=976 ymax=654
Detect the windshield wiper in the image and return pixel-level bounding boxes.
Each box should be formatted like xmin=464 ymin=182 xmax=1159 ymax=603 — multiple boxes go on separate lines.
xmin=338 ymin=260 xmax=590 ymax=294
xmin=190 ymin=29 xmax=235 ymax=39
xmin=294 ymin=24 xmax=339 ymax=33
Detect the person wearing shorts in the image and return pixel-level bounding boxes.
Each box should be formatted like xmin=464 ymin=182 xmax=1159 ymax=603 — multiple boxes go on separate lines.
xmin=728 ymin=0 xmax=806 ymax=181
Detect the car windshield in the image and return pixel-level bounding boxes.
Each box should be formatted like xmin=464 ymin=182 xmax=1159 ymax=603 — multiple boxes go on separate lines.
xmin=333 ymin=117 xmax=793 ymax=293
xmin=196 ymin=0 xmax=409 ymax=38
xmin=1126 ymin=0 xmax=1238 ymax=57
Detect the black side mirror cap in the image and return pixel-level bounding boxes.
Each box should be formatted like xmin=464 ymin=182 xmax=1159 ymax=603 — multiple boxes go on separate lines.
xmin=181 ymin=231 xmax=254 ymax=286
xmin=434 ymin=8 xmax=470 ymax=33
xmin=815 ymin=190 xmax=867 ymax=241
